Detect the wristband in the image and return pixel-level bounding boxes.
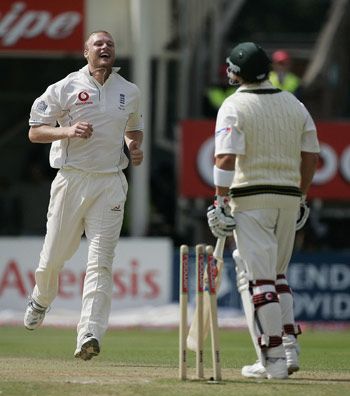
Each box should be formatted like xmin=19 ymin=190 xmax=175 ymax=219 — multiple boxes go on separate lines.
xmin=214 ymin=195 xmax=229 ymax=206
xmin=213 ymin=165 xmax=235 ymax=187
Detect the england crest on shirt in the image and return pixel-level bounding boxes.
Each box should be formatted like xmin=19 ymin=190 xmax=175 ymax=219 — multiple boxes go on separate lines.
xmin=118 ymin=93 xmax=126 ymax=110
xmin=36 ymin=100 xmax=48 ymax=113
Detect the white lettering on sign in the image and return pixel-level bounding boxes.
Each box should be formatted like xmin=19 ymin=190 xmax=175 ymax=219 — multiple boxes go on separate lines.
xmin=312 ymin=143 xmax=337 ymax=185
xmin=289 ymin=263 xmax=350 ymax=290
xmin=196 ymin=138 xmax=350 ymax=189
xmin=294 ymin=293 xmax=350 ymax=320
xmin=46 ymin=12 xmax=81 ymax=39
xmin=313 ymin=143 xmax=350 ymax=185
xmin=197 ymin=137 xmax=215 ymax=186
xmin=340 ymin=145 xmax=350 ymax=183
xmin=0 ymin=1 xmax=81 ymax=46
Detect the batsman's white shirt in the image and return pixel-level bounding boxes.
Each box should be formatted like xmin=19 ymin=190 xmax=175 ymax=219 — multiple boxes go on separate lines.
xmin=214 ymin=81 xmax=320 ymax=280
xmin=28 ymin=66 xmax=143 ymax=348
xmin=30 ymin=65 xmax=143 ymax=172
xmin=215 ymin=80 xmax=319 ymax=211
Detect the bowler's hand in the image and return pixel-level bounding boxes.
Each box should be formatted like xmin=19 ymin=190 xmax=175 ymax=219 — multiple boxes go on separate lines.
xmin=129 ymin=140 xmax=143 ymax=166
xmin=67 ymin=122 xmax=93 ymax=139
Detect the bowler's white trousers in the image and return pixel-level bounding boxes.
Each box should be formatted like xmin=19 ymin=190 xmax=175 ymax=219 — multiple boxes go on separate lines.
xmin=32 ymin=168 xmax=128 ymax=348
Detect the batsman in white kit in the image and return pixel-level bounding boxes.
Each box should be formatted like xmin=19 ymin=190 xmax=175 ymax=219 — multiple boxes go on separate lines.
xmin=207 ymin=42 xmax=319 ymax=379
xmin=24 ymin=31 xmax=144 ymax=360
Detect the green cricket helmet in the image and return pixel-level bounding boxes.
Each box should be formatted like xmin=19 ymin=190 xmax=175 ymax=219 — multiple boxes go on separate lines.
xmin=226 ymin=42 xmax=271 ymax=83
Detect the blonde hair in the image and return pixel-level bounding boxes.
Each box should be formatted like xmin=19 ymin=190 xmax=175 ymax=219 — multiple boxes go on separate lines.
xmin=84 ymin=31 xmax=114 ymax=49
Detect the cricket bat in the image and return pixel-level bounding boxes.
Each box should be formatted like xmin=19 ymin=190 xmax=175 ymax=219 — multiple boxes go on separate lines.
xmin=206 ymin=244 xmax=222 ymax=381
xmin=186 ymin=237 xmax=226 ymax=351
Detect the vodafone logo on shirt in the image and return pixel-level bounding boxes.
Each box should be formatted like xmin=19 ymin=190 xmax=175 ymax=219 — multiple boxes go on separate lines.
xmin=0 ymin=0 xmax=84 ymax=52
xmin=76 ymin=91 xmax=92 ymax=105
xmin=78 ymin=91 xmax=89 ymax=101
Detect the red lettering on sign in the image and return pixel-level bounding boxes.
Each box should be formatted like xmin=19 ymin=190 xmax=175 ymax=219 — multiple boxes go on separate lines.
xmin=144 ymin=271 xmax=160 ymax=298
xmin=112 ymin=260 xmax=161 ymax=299
xmin=113 ymin=271 xmax=128 ymax=298
xmin=0 ymin=260 xmax=27 ymax=296
xmin=130 ymin=260 xmax=139 ymax=297
xmin=0 ymin=256 xmax=164 ymax=304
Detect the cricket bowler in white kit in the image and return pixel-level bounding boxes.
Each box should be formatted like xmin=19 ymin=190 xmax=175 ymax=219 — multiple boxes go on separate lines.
xmin=207 ymin=42 xmax=319 ymax=379
xmin=24 ymin=31 xmax=144 ymax=361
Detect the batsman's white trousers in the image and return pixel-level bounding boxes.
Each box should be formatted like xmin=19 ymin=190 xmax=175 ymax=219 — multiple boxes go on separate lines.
xmin=32 ymin=168 xmax=128 ymax=346
xmin=233 ymin=205 xmax=299 ymax=280
xmin=233 ymin=205 xmax=299 ymax=358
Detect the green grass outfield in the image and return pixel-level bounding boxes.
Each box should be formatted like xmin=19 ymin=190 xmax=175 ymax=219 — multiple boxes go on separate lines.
xmin=0 ymin=326 xmax=349 ymax=396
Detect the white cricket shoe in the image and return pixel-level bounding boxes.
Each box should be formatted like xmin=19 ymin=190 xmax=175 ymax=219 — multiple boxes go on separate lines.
xmin=241 ymin=361 xmax=267 ymax=379
xmin=24 ymin=299 xmax=47 ymax=330
xmin=74 ymin=333 xmax=100 ymax=361
xmin=283 ymin=335 xmax=300 ymax=375
xmin=266 ymin=358 xmax=288 ymax=379
xmin=242 ymin=358 xmax=288 ymax=379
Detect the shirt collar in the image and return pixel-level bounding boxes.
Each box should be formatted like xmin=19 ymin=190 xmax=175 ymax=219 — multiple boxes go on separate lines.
xmin=80 ymin=64 xmax=121 ymax=78
xmin=236 ymin=80 xmax=274 ymax=92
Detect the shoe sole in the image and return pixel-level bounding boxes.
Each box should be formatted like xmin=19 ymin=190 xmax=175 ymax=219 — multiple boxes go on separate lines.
xmin=75 ymin=338 xmax=100 ymax=361
xmin=288 ymin=365 xmax=300 ymax=375
xmin=242 ymin=372 xmax=267 ymax=379
xmin=242 ymin=362 xmax=299 ymax=379
xmin=24 ymin=317 xmax=45 ymax=331
xmin=24 ymin=326 xmax=35 ymax=331
xmin=24 ymin=318 xmax=45 ymax=331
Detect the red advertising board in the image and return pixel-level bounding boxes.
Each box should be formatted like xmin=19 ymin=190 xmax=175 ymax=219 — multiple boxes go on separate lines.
xmin=0 ymin=0 xmax=84 ymax=53
xmin=179 ymin=120 xmax=350 ymax=200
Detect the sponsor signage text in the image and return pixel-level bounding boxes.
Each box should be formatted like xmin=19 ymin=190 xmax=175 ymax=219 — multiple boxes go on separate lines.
xmin=0 ymin=0 xmax=84 ymax=53
xmin=179 ymin=120 xmax=350 ymax=200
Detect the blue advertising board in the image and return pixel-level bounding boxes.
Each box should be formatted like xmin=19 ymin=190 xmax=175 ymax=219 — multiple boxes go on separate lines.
xmin=173 ymin=250 xmax=350 ymax=322
xmin=288 ymin=253 xmax=350 ymax=321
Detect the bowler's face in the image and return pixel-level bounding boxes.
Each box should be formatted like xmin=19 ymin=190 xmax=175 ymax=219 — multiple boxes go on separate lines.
xmin=85 ymin=32 xmax=116 ymax=70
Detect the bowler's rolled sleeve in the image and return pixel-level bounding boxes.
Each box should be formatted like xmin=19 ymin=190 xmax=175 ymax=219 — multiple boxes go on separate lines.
xmin=125 ymin=87 xmax=144 ymax=132
xmin=29 ymin=84 xmax=63 ymax=127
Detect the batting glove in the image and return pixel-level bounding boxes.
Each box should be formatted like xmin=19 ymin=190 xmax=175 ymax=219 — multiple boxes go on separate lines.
xmin=296 ymin=195 xmax=310 ymax=231
xmin=207 ymin=195 xmax=236 ymax=238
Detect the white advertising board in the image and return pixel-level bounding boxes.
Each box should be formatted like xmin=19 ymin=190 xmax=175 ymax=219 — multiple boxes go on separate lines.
xmin=0 ymin=237 xmax=172 ymax=312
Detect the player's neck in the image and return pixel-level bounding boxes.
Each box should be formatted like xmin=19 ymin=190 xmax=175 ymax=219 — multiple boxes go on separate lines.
xmin=89 ymin=67 xmax=111 ymax=85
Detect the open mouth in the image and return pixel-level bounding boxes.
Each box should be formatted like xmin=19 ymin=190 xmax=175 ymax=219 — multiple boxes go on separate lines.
xmin=100 ymin=53 xmax=110 ymax=59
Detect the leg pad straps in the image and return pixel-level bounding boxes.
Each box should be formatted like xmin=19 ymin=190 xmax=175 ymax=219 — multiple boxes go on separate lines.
xmin=276 ymin=274 xmax=292 ymax=294
xmin=283 ymin=323 xmax=302 ymax=336
xmin=253 ymin=292 xmax=279 ymax=308
xmin=276 ymin=284 xmax=292 ymax=294
xmin=258 ymin=335 xmax=283 ymax=349
xmin=250 ymin=280 xmax=279 ymax=308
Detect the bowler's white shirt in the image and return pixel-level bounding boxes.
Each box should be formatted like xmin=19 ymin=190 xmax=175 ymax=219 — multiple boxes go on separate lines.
xmin=29 ymin=65 xmax=143 ymax=173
